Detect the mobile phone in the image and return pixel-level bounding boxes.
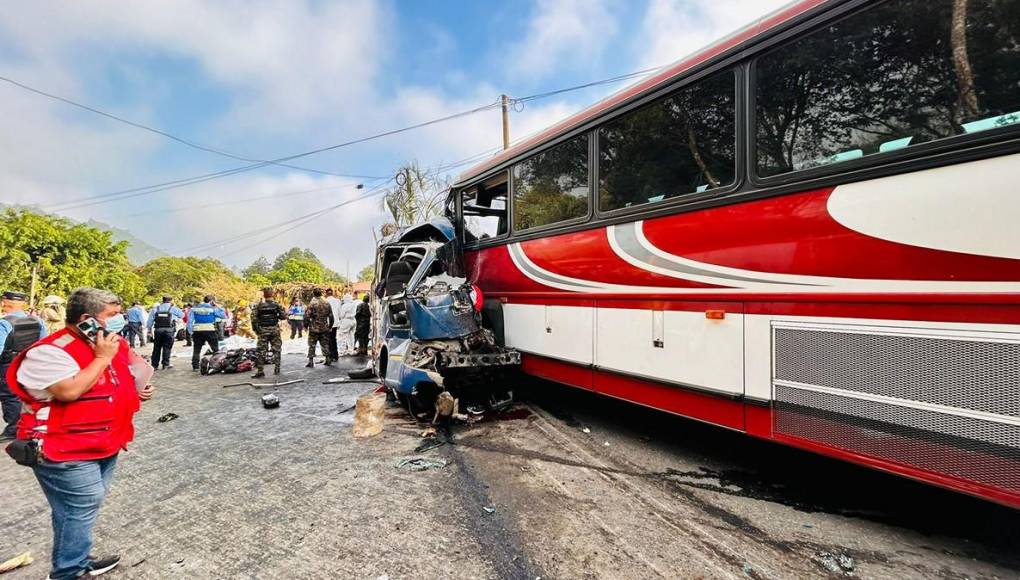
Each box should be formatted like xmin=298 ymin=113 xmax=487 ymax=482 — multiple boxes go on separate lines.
xmin=75 ymin=317 xmax=109 ymax=342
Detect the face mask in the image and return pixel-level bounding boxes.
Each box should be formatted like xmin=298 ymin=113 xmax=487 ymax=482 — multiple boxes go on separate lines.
xmin=104 ymin=314 xmax=127 ymax=334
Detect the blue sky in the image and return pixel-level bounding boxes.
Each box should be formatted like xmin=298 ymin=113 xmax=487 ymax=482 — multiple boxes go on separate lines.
xmin=0 ymin=0 xmax=788 ymax=273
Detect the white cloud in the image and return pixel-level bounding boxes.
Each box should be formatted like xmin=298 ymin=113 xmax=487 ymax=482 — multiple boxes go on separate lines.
xmin=0 ymin=0 xmax=389 ymax=132
xmin=506 ymin=0 xmax=618 ymax=82
xmin=639 ymin=0 xmax=791 ymax=69
xmin=0 ymin=0 xmax=798 ymax=273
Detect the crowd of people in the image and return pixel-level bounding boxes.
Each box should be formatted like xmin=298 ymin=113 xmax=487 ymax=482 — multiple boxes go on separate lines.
xmin=1 ymin=284 xmax=372 ymax=578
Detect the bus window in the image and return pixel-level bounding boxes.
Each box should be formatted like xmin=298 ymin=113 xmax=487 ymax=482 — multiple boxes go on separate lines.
xmin=598 ymin=69 xmax=735 ymax=212
xmin=756 ymin=0 xmax=1020 ymax=178
xmin=512 ymin=134 xmax=590 ymax=231
xmin=462 ymin=176 xmax=508 ymax=242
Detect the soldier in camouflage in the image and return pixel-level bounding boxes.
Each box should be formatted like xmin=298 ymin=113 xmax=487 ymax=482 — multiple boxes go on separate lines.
xmin=251 ymin=288 xmax=287 ymax=378
xmin=304 ymin=288 xmax=334 ymax=368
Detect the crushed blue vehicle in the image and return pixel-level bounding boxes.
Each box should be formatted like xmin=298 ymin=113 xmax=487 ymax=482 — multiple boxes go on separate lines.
xmin=373 ymin=217 xmax=519 ymax=420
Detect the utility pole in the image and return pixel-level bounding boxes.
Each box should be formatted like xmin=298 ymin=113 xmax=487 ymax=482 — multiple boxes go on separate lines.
xmin=500 ymin=94 xmax=510 ymax=150
xmin=29 ymin=263 xmax=37 ymax=310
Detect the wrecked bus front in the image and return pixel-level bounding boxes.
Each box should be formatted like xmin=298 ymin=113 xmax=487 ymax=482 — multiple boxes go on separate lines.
xmin=406 ymin=275 xmax=478 ymax=340
xmin=375 ymin=217 xmax=519 ymax=416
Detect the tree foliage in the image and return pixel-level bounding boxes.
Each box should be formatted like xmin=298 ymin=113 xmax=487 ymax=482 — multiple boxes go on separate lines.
xmin=244 ymin=247 xmax=348 ymax=286
xmin=0 ymin=208 xmax=145 ymax=303
xmin=357 ymin=264 xmax=375 ymax=282
xmin=137 ymin=256 xmax=256 ymax=307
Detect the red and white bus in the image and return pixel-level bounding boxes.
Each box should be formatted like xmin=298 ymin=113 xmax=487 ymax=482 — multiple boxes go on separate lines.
xmin=447 ymin=0 xmax=1020 ymax=507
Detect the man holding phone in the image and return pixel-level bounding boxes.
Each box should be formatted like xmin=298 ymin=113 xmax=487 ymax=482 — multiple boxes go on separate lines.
xmin=3 ymin=287 xmax=154 ymax=579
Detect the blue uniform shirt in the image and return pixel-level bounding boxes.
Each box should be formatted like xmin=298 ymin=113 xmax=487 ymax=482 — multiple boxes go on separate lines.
xmin=147 ymin=303 xmax=185 ymax=330
xmin=0 ymin=310 xmax=48 ymax=359
xmin=187 ymin=302 xmax=225 ymax=333
xmin=125 ymin=305 xmax=147 ymax=324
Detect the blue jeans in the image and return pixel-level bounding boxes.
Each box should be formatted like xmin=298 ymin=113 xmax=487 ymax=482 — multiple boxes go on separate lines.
xmin=33 ymin=454 xmax=118 ymax=579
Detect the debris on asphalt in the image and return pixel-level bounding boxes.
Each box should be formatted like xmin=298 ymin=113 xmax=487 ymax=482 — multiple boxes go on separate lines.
xmin=814 ymin=551 xmax=855 ymax=576
xmin=420 ymin=426 xmax=437 ymax=438
xmin=336 ymin=404 xmax=356 ymax=414
xmin=157 ymin=412 xmax=179 ymax=423
xmin=581 ymin=427 xmax=591 ymax=434
xmin=131 ymin=558 xmax=146 ymax=568
xmin=322 ymin=377 xmax=348 ymax=384
xmin=0 ymin=551 xmax=32 ymax=573
xmin=353 ymin=392 xmax=387 ymax=438
xmin=395 ymin=457 xmax=448 ymax=471
xmin=348 ymin=367 xmax=377 ymax=380
xmin=414 ymin=435 xmax=447 ymax=454
xmin=222 ymin=379 xmax=305 ymax=389
xmin=603 ymin=441 xmax=611 ymax=447
xmin=482 ymin=506 xmax=496 ymax=514
xmin=261 ymin=393 xmax=280 ymax=409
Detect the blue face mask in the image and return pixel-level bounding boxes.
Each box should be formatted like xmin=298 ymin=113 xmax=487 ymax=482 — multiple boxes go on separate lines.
xmin=104 ymin=314 xmax=127 ymax=334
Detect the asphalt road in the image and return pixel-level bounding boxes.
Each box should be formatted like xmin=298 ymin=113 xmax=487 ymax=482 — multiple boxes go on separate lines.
xmin=2 ymin=341 xmax=1018 ymax=578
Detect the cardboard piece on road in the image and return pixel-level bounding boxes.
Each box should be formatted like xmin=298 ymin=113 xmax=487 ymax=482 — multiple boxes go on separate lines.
xmin=0 ymin=551 xmax=33 ymax=573
xmin=353 ymin=392 xmax=387 ymax=438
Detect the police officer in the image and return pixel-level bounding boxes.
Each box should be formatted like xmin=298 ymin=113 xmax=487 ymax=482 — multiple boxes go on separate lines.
xmin=251 ymin=288 xmax=286 ymax=378
xmin=147 ymin=296 xmax=183 ymax=370
xmin=188 ymin=295 xmax=226 ymax=372
xmin=0 ymin=290 xmax=47 ymax=441
xmin=305 ymin=289 xmax=334 ymax=368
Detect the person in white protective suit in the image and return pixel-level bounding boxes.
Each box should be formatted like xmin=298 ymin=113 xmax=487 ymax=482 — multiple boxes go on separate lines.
xmin=336 ymin=294 xmax=358 ymax=356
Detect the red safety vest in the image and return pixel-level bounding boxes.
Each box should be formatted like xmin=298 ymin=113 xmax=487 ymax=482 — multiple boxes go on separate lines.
xmin=4 ymin=328 xmax=140 ymax=461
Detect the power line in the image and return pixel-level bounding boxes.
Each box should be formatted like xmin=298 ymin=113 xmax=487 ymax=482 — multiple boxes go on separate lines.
xmin=122 ymin=179 xmax=385 ymax=217
xmin=43 ymin=100 xmax=503 ymax=212
xmin=0 ymin=74 xmax=384 ymax=181
xmin=178 ymin=181 xmax=393 ymax=256
xmin=509 ymin=65 xmax=665 ymax=106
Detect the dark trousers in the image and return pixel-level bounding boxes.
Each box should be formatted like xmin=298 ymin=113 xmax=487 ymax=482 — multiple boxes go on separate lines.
xmin=355 ymin=325 xmax=370 ymax=353
xmin=124 ymin=321 xmax=145 ymax=347
xmin=151 ymin=328 xmax=175 ymax=369
xmin=288 ymin=320 xmax=303 ymax=339
xmin=192 ymin=330 xmax=219 ymax=370
xmin=0 ymin=373 xmax=19 ymax=438
xmin=328 ymin=327 xmax=339 ymax=359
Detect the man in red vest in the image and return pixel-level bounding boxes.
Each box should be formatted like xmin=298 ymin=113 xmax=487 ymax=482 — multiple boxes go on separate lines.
xmin=4 ymin=288 xmax=154 ymax=579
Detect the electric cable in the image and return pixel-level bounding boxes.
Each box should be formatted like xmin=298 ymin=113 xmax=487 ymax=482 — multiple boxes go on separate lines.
xmin=177 ymin=180 xmax=393 ymax=255
xmin=0 ymin=74 xmax=384 ymax=181
xmin=43 ymin=100 xmax=503 ymax=211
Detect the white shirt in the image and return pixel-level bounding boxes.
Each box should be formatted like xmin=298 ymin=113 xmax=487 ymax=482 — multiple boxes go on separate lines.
xmin=16 ymin=345 xmax=79 ymax=402
xmin=326 ymin=296 xmax=343 ymax=329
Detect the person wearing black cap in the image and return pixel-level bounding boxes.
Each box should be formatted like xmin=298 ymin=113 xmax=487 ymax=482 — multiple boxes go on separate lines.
xmin=146 ymin=296 xmax=183 ymax=371
xmin=0 ymin=290 xmax=47 ymax=441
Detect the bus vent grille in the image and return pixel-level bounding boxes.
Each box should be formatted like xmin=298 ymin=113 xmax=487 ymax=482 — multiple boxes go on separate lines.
xmin=773 ymin=324 xmax=1020 ymax=495
xmin=774 ymin=327 xmax=1020 ymax=417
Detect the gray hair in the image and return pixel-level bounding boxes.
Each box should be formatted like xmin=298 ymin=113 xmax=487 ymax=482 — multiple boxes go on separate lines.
xmin=65 ymin=288 xmax=122 ymax=323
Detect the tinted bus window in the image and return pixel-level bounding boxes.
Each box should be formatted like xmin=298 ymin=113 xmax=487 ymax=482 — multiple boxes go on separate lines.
xmin=462 ymin=180 xmax=508 ymax=242
xmin=598 ymin=70 xmax=735 ymax=212
xmin=756 ymin=0 xmax=1020 ymax=177
xmin=512 ymin=134 xmax=590 ymax=231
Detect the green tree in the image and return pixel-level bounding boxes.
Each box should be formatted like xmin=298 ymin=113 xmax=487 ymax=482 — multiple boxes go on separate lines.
xmin=242 ymin=256 xmax=271 ymax=280
xmin=267 ymin=256 xmax=325 ymax=284
xmin=0 ymin=208 xmax=145 ymax=304
xmin=357 ymin=264 xmax=375 ymax=282
xmin=137 ymin=256 xmax=256 ymax=307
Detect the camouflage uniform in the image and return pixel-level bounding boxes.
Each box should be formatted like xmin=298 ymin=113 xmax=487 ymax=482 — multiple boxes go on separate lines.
xmin=305 ymin=296 xmax=334 ymax=367
xmin=252 ymin=299 xmax=286 ymax=376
